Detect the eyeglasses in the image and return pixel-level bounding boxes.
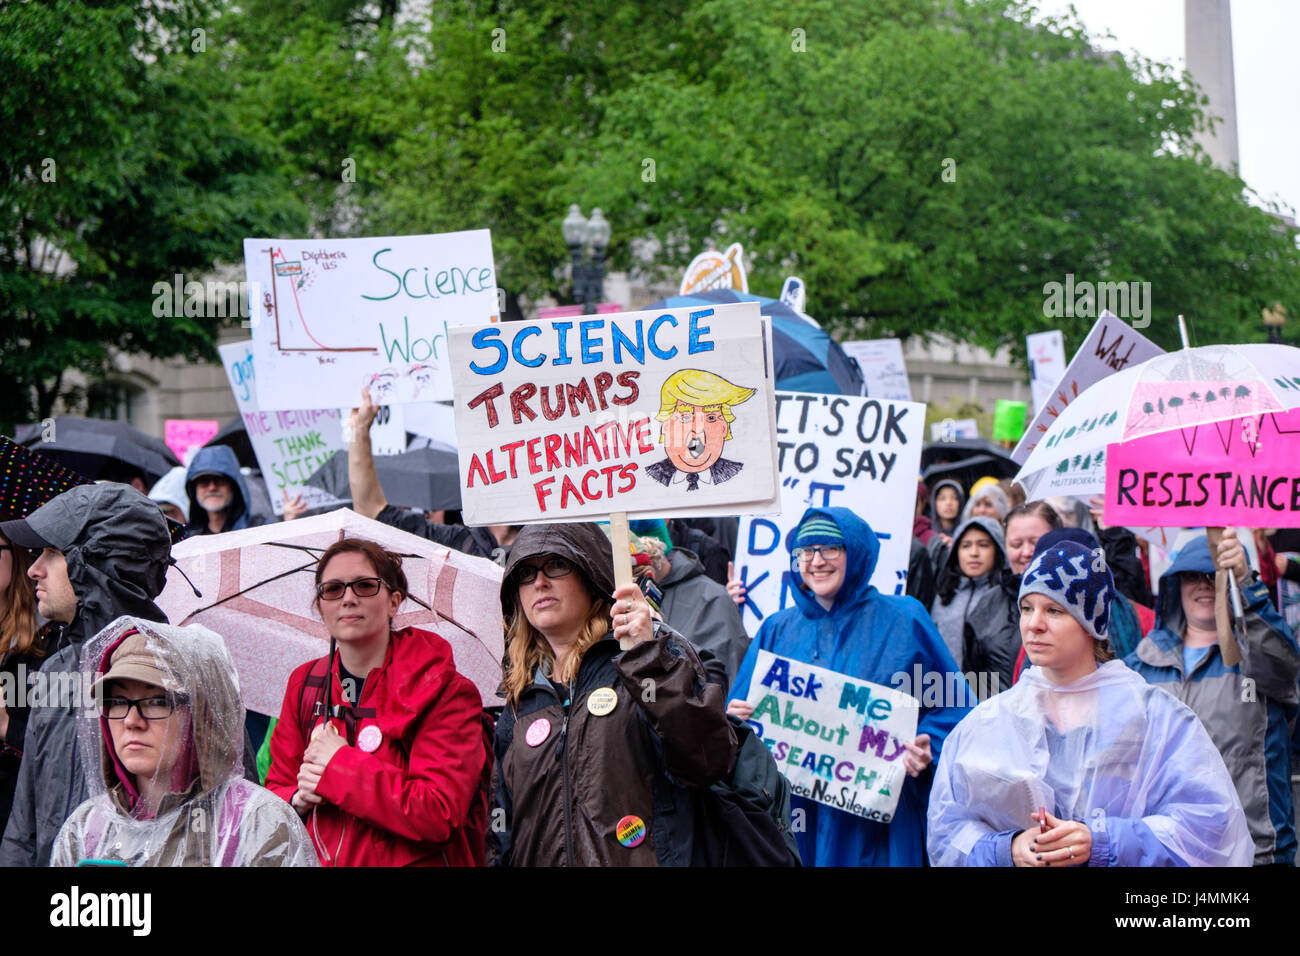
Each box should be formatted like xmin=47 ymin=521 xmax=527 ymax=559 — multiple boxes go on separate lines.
xmin=1181 ymin=571 xmax=1215 ymax=587
xmin=514 ymin=557 xmax=575 ymax=586
xmin=316 ymin=577 xmax=385 ymax=601
xmin=792 ymin=545 xmax=844 ymax=563
xmin=100 ymin=694 xmax=185 ymax=720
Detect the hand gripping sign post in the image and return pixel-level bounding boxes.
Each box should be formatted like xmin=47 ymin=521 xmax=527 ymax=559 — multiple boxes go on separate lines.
xmin=450 ymin=302 xmax=778 ymax=645
xmin=243 ymin=231 xmax=498 ymax=410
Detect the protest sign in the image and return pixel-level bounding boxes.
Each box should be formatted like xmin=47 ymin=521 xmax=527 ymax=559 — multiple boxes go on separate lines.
xmin=744 ymin=650 xmax=918 ymax=822
xmin=243 ymin=231 xmax=498 ymax=410
xmin=680 ymin=243 xmax=747 ymax=294
xmin=1105 ymin=409 xmax=1300 ymax=528
xmin=164 ymin=420 xmax=219 ymax=466
xmin=733 ymin=393 xmax=926 ymax=636
xmin=219 ymin=341 xmax=403 ymax=516
xmin=841 ymin=339 xmax=912 ymax=401
xmin=1013 ymin=313 xmax=1162 ymax=464
xmin=991 ymin=400 xmax=1026 ymax=443
xmin=930 ymin=418 xmax=978 ymax=441
xmin=1027 ymin=330 xmax=1066 ymax=414
xmin=449 ymin=302 xmax=778 ymax=525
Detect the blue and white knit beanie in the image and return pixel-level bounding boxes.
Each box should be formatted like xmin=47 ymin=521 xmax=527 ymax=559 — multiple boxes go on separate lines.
xmin=793 ymin=513 xmax=844 ymax=550
xmin=1018 ymin=538 xmax=1114 ymax=640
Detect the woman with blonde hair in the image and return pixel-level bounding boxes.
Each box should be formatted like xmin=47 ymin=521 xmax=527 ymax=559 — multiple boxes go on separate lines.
xmin=0 ymin=532 xmax=45 ymax=831
xmin=489 ymin=521 xmax=736 ymax=866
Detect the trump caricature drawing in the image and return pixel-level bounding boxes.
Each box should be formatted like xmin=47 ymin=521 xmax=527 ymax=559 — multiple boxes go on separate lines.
xmin=646 ymin=369 xmax=755 ymax=491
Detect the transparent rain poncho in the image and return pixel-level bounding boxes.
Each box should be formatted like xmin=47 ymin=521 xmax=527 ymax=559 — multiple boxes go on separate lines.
xmin=50 ymin=616 xmax=317 ymax=867
xmin=928 ymin=660 xmax=1252 ymax=867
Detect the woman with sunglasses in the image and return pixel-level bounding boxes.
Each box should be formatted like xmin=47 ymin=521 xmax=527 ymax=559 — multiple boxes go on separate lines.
xmin=52 ymin=617 xmax=315 ymax=866
xmin=488 ymin=522 xmax=736 ymax=866
xmin=266 ymin=537 xmax=491 ymax=866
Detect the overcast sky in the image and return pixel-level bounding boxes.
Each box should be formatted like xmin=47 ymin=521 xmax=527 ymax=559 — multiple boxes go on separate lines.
xmin=1033 ymin=0 xmax=1299 ymax=218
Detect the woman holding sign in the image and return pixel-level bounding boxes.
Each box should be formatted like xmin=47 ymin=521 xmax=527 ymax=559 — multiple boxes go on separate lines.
xmin=726 ymin=507 xmax=971 ymax=867
xmin=488 ymin=522 xmax=737 ymax=866
xmin=927 ymin=538 xmax=1252 ymax=866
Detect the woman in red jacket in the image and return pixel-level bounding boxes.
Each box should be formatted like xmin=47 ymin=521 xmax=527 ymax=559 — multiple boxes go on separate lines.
xmin=266 ymin=538 xmax=489 ymax=866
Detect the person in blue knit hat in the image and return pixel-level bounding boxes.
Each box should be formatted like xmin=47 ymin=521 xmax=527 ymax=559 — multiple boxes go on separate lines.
xmin=727 ymin=507 xmax=971 ymax=866
xmin=929 ymin=538 xmax=1252 ymax=867
xmin=1125 ymin=530 xmax=1299 ymax=866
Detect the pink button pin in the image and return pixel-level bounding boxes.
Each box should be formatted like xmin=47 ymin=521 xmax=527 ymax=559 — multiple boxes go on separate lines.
xmin=357 ymin=725 xmax=383 ymax=753
xmin=525 ymin=718 xmax=551 ymax=747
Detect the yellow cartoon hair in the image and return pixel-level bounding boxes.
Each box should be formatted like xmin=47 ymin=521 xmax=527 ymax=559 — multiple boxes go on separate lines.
xmin=655 ymin=369 xmax=755 ymax=442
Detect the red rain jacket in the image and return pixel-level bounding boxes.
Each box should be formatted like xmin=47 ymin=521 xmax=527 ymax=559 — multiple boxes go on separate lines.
xmin=266 ymin=626 xmax=489 ymax=866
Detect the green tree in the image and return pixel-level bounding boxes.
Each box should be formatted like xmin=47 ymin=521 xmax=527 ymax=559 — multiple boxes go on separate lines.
xmin=0 ymin=0 xmax=304 ymax=430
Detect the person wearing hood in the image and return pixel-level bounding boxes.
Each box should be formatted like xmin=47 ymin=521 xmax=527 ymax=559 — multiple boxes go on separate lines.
xmin=925 ymin=478 xmax=965 ymax=576
xmin=50 ymin=618 xmax=316 ymax=866
xmin=266 ymin=537 xmax=491 ymax=866
xmin=726 ymin=508 xmax=971 ymax=867
xmin=961 ymin=480 xmax=1010 ymax=525
xmin=1124 ymin=531 xmax=1300 ymax=866
xmin=930 ymin=516 xmax=1021 ymax=693
xmin=0 ymin=483 xmax=172 ymax=866
xmin=184 ymin=445 xmax=265 ymax=538
xmin=928 ymin=539 xmax=1252 ymax=867
xmin=489 ymin=522 xmax=737 ymax=866
xmin=147 ymin=466 xmax=190 ymax=525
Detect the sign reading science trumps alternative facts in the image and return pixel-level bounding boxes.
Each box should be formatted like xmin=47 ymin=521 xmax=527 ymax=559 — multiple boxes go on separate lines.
xmin=243 ymin=231 xmax=498 ymax=411
xmin=449 ymin=302 xmax=778 ymax=525
xmin=744 ymin=651 xmax=918 ymax=822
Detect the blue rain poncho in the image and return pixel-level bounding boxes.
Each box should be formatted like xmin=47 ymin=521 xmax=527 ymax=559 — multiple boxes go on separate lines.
xmin=927 ymin=659 xmax=1252 ymax=866
xmin=728 ymin=507 xmax=972 ymax=867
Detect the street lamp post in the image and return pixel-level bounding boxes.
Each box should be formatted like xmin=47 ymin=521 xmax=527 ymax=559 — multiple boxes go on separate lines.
xmin=562 ymin=204 xmax=610 ymax=315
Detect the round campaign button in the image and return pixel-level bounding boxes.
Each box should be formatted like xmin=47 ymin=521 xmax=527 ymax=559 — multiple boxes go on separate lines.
xmin=357 ymin=724 xmax=383 ymax=753
xmin=586 ymin=687 xmax=618 ymax=717
xmin=525 ymin=717 xmax=552 ymax=747
xmin=615 ymin=815 xmax=646 ymax=848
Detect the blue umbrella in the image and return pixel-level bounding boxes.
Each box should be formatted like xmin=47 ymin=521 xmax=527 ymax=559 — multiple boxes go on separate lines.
xmin=648 ymin=290 xmax=865 ymax=395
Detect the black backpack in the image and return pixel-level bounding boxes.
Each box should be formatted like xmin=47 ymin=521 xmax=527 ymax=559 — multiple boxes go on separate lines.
xmin=693 ymin=715 xmax=802 ymax=866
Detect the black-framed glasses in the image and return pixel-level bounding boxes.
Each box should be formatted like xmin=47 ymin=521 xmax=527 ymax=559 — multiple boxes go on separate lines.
xmin=514 ymin=556 xmax=575 ymax=586
xmin=317 ymin=577 xmax=385 ymax=601
xmin=793 ymin=545 xmax=843 ymax=563
xmin=100 ymin=694 xmax=185 ymax=720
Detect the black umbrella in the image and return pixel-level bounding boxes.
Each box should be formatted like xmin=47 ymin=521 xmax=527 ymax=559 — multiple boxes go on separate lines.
xmin=304 ymin=448 xmax=462 ymax=512
xmin=920 ymin=437 xmax=1017 ymax=472
xmin=922 ymin=454 xmax=1020 ymax=493
xmin=14 ymin=416 xmax=180 ymax=487
xmin=203 ymin=416 xmax=258 ymax=470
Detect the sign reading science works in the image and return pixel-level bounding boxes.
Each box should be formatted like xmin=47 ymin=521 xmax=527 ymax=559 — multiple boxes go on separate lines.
xmin=243 ymin=231 xmax=498 ymax=410
xmin=744 ymin=651 xmax=918 ymax=822
xmin=449 ymin=302 xmax=778 ymax=524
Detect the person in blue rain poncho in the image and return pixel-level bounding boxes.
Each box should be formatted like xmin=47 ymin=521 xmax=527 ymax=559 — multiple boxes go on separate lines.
xmin=727 ymin=507 xmax=972 ymax=866
xmin=927 ymin=539 xmax=1251 ymax=867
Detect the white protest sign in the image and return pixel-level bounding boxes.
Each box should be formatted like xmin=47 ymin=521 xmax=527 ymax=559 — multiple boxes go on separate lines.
xmin=356 ymin=403 xmax=406 ymax=457
xmin=1013 ymin=312 xmax=1163 ymax=464
xmin=930 ymin=418 xmax=978 ymax=441
xmin=1026 ymin=329 xmax=1066 ymax=414
xmin=243 ymin=231 xmax=498 ymax=410
xmin=733 ymin=393 xmax=926 ymax=636
xmin=449 ymin=302 xmax=778 ymax=525
xmin=841 ymin=339 xmax=912 ymax=401
xmin=219 ymin=341 xmax=406 ymax=515
xmin=745 ymin=650 xmax=917 ymax=822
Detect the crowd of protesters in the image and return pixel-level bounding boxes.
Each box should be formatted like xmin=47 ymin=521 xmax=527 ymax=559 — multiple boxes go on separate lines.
xmin=0 ymin=401 xmax=1297 ymax=869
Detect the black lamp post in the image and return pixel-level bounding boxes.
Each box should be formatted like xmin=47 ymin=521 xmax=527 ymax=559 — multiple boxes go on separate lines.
xmin=562 ymin=204 xmax=610 ymax=315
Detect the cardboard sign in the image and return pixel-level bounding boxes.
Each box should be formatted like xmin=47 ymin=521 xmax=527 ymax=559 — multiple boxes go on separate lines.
xmin=733 ymin=394 xmax=926 ymax=635
xmin=164 ymin=419 xmax=219 ymax=466
xmin=680 ymin=243 xmax=747 ymax=294
xmin=1027 ymin=330 xmax=1066 ymax=415
xmin=449 ymin=302 xmax=778 ymax=524
xmin=243 ymin=231 xmax=498 ymax=410
xmin=841 ymin=339 xmax=912 ymax=401
xmin=1105 ymin=409 xmax=1300 ymax=528
xmin=744 ymin=651 xmax=918 ymax=822
xmin=1014 ymin=313 xmax=1162 ymax=463
xmin=991 ymin=400 xmax=1027 ymax=443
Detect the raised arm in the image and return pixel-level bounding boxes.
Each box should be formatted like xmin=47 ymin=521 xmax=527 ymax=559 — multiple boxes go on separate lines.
xmin=346 ymin=387 xmax=387 ymax=519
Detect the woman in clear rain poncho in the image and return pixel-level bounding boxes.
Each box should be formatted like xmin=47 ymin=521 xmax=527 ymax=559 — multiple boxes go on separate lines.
xmin=51 ymin=616 xmax=316 ymax=866
xmin=927 ymin=539 xmax=1252 ymax=867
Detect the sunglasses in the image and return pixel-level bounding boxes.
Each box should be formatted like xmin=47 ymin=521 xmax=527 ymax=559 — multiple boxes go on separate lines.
xmin=514 ymin=556 xmax=575 ymax=586
xmin=316 ymin=577 xmax=386 ymax=601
